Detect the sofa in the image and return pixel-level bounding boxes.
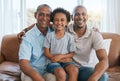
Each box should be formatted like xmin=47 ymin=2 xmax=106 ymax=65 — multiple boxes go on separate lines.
xmin=0 ymin=33 xmax=120 ymax=81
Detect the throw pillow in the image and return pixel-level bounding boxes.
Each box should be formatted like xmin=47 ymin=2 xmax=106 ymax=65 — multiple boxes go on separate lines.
xmin=88 ymin=39 xmax=112 ymax=67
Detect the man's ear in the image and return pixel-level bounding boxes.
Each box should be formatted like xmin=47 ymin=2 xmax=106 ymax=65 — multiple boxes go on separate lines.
xmin=34 ymin=12 xmax=37 ymax=19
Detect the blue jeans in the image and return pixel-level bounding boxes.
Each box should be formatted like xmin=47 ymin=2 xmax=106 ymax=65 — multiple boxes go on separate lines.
xmin=78 ymin=66 xmax=108 ymax=81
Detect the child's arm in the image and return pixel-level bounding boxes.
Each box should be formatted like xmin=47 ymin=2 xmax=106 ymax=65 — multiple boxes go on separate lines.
xmin=44 ymin=47 xmax=54 ymax=60
xmin=44 ymin=47 xmax=62 ymax=62
xmin=64 ymin=52 xmax=75 ymax=58
xmin=52 ymin=52 xmax=75 ymax=63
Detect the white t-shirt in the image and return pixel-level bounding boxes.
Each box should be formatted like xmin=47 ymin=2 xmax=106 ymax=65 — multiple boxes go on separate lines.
xmin=67 ymin=24 xmax=104 ymax=67
xmin=44 ymin=31 xmax=76 ymax=54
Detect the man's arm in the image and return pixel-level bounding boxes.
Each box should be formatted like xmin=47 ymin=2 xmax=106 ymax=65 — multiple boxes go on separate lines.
xmin=88 ymin=49 xmax=108 ymax=81
xmin=19 ymin=59 xmax=44 ymax=81
xmin=17 ymin=24 xmax=35 ymax=40
xmin=17 ymin=23 xmax=54 ymax=42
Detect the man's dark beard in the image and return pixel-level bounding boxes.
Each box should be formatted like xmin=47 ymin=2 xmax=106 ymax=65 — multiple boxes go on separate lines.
xmin=73 ymin=24 xmax=83 ymax=30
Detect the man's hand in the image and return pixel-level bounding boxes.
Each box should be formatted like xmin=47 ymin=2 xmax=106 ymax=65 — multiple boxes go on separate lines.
xmin=92 ymin=27 xmax=100 ymax=32
xmin=17 ymin=24 xmax=34 ymax=42
xmin=17 ymin=31 xmax=25 ymax=43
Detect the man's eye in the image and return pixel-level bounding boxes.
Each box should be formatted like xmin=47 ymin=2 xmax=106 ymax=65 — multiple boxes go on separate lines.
xmin=61 ymin=19 xmax=65 ymax=22
xmin=39 ymin=13 xmax=44 ymax=16
xmin=75 ymin=13 xmax=80 ymax=16
xmin=82 ymin=13 xmax=86 ymax=16
xmin=46 ymin=14 xmax=50 ymax=17
xmin=54 ymin=19 xmax=58 ymax=21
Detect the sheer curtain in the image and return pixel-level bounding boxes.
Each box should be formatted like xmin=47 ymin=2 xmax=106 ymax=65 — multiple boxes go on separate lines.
xmin=0 ymin=0 xmax=120 ymax=44
xmin=100 ymin=0 xmax=120 ymax=34
xmin=0 ymin=0 xmax=26 ymax=43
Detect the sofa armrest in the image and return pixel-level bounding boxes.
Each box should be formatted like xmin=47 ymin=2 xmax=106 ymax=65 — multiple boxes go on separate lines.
xmin=0 ymin=47 xmax=5 ymax=64
xmin=0 ymin=44 xmax=5 ymax=64
xmin=107 ymin=66 xmax=120 ymax=72
xmin=0 ymin=54 xmax=5 ymax=64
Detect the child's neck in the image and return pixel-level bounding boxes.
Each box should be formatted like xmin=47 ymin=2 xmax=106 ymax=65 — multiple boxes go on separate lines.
xmin=55 ymin=30 xmax=65 ymax=39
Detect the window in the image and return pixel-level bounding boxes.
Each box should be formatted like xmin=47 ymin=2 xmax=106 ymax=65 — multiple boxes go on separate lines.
xmin=0 ymin=0 xmax=119 ymax=42
xmin=83 ymin=0 xmax=103 ymax=29
xmin=26 ymin=0 xmax=78 ymax=26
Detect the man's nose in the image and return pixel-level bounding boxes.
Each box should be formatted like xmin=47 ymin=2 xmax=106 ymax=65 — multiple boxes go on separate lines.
xmin=43 ymin=15 xmax=47 ymax=20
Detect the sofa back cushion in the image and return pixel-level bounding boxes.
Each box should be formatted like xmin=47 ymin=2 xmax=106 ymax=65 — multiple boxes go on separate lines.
xmin=1 ymin=34 xmax=20 ymax=63
xmin=102 ymin=33 xmax=120 ymax=67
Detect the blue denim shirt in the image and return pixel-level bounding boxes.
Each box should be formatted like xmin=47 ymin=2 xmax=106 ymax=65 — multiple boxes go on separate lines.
xmin=19 ymin=24 xmax=52 ymax=75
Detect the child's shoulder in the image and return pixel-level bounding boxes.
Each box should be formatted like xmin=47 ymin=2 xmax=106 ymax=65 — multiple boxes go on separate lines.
xmin=65 ymin=32 xmax=73 ymax=38
xmin=46 ymin=31 xmax=55 ymax=37
xmin=65 ymin=32 xmax=72 ymax=36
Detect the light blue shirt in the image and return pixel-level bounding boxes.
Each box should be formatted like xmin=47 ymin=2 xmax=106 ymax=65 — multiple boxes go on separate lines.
xmin=19 ymin=24 xmax=52 ymax=75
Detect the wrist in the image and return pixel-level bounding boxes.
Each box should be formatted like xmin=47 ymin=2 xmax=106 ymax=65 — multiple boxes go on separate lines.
xmin=24 ymin=28 xmax=29 ymax=33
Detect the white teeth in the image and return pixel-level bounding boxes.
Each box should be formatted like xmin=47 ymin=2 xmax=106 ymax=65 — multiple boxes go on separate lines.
xmin=58 ymin=25 xmax=61 ymax=27
xmin=78 ymin=20 xmax=83 ymax=23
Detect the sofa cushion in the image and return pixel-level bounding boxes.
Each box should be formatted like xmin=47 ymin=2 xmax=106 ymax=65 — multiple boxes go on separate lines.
xmin=0 ymin=61 xmax=21 ymax=76
xmin=102 ymin=33 xmax=120 ymax=67
xmin=108 ymin=72 xmax=120 ymax=81
xmin=0 ymin=61 xmax=21 ymax=81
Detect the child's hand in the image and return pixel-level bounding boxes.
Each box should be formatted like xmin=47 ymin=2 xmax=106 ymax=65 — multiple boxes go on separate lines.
xmin=59 ymin=58 xmax=72 ymax=63
xmin=50 ymin=54 xmax=64 ymax=62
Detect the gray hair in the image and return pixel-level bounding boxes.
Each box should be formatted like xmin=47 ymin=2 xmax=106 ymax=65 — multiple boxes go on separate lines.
xmin=36 ymin=4 xmax=52 ymax=12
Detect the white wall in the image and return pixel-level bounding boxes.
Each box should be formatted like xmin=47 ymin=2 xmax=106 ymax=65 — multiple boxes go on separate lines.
xmin=117 ymin=0 xmax=120 ymax=34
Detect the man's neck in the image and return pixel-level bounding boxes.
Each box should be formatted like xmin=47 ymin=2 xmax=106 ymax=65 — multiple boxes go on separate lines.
xmin=36 ymin=24 xmax=48 ymax=36
xmin=74 ymin=25 xmax=87 ymax=37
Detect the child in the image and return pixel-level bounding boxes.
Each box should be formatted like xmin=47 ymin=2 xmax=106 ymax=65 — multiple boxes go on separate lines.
xmin=44 ymin=8 xmax=78 ymax=81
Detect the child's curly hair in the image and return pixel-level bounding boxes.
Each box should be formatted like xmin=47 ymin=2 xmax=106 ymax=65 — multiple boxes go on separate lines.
xmin=50 ymin=8 xmax=71 ymax=23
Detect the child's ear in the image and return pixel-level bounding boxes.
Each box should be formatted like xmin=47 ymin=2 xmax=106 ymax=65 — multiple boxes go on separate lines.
xmin=65 ymin=24 xmax=68 ymax=27
xmin=65 ymin=22 xmax=68 ymax=27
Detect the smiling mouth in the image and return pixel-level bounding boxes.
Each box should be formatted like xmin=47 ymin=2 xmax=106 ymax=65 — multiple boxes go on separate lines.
xmin=77 ymin=19 xmax=84 ymax=23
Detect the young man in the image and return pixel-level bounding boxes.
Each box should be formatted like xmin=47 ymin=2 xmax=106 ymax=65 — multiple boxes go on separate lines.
xmin=67 ymin=5 xmax=108 ymax=81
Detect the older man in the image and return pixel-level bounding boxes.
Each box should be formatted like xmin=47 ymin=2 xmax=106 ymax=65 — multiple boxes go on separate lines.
xmin=19 ymin=4 xmax=55 ymax=81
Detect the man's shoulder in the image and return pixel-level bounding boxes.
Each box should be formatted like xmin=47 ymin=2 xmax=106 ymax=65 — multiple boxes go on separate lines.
xmin=92 ymin=29 xmax=102 ymax=37
xmin=89 ymin=28 xmax=103 ymax=42
xmin=23 ymin=27 xmax=36 ymax=41
xmin=88 ymin=28 xmax=101 ymax=36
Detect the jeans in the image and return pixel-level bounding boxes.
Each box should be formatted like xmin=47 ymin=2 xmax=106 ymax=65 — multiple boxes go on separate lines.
xmin=47 ymin=62 xmax=74 ymax=73
xmin=78 ymin=66 xmax=108 ymax=81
